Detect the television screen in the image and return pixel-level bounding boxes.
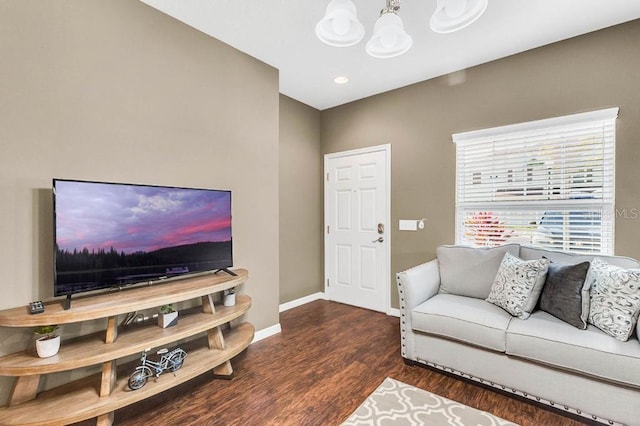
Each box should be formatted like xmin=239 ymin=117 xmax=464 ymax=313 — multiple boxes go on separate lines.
xmin=53 ymin=179 xmax=232 ymax=297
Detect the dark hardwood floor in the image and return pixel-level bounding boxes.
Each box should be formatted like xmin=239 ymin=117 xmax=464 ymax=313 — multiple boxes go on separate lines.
xmin=109 ymin=300 xmax=588 ymax=425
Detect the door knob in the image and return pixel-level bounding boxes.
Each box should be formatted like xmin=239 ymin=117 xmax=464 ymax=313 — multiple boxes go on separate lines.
xmin=372 ymin=237 xmax=384 ymax=243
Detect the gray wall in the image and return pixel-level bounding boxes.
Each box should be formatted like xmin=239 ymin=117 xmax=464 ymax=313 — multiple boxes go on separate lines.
xmin=0 ymin=0 xmax=279 ymax=404
xmin=279 ymin=95 xmax=323 ymax=303
xmin=321 ymin=20 xmax=640 ymax=308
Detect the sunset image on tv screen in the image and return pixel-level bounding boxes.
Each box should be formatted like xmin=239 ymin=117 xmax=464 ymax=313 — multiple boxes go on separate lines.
xmin=55 ymin=180 xmax=231 ymax=254
xmin=53 ymin=179 xmax=233 ymax=295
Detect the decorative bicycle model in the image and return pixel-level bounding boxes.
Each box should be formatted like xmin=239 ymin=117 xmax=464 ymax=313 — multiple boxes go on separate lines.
xmin=128 ymin=347 xmax=188 ymax=390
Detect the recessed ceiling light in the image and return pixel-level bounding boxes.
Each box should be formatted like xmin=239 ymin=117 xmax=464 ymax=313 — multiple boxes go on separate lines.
xmin=334 ymin=76 xmax=349 ymax=84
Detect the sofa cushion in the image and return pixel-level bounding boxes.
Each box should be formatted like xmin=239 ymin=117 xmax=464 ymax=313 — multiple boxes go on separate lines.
xmin=539 ymin=261 xmax=591 ymax=329
xmin=411 ymin=294 xmax=512 ymax=352
xmin=507 ymin=310 xmax=640 ymax=389
xmin=437 ymin=244 xmax=520 ymax=299
xmin=486 ymin=253 xmax=549 ymax=319
xmin=519 ymin=245 xmax=640 ymax=269
xmin=586 ymin=258 xmax=640 ymax=341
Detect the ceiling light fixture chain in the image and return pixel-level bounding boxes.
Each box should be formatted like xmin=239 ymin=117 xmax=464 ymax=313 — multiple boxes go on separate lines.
xmin=316 ymin=0 xmax=488 ymax=59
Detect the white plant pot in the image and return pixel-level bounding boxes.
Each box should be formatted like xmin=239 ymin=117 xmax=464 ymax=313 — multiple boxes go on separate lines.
xmin=158 ymin=311 xmax=179 ymax=328
xmin=36 ymin=335 xmax=61 ymax=358
xmin=223 ymin=293 xmax=236 ymax=307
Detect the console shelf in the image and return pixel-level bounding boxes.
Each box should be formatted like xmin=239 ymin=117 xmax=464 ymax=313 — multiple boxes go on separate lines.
xmin=0 ymin=323 xmax=254 ymax=426
xmin=0 ymin=270 xmax=252 ymax=426
xmin=0 ymin=295 xmax=251 ymax=376
xmin=0 ymin=270 xmax=247 ymax=327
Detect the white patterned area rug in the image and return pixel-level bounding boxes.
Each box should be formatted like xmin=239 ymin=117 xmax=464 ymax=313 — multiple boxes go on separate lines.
xmin=342 ymin=377 xmax=520 ymax=426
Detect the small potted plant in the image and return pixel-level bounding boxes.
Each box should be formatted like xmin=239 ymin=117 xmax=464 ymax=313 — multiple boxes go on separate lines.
xmin=223 ymin=287 xmax=236 ymax=307
xmin=34 ymin=325 xmax=61 ymax=358
xmin=158 ymin=304 xmax=178 ymax=328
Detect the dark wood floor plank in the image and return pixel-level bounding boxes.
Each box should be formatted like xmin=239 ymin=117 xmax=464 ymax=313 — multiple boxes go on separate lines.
xmin=80 ymin=300 xmax=587 ymax=425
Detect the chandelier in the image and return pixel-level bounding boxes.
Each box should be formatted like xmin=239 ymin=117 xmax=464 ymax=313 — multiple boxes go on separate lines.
xmin=315 ymin=0 xmax=488 ymax=58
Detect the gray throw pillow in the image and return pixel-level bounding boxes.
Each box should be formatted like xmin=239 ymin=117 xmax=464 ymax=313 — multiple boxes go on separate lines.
xmin=437 ymin=244 xmax=520 ymax=299
xmin=539 ymin=261 xmax=591 ymax=329
xmin=486 ymin=253 xmax=549 ymax=319
xmin=587 ymin=257 xmax=640 ymax=341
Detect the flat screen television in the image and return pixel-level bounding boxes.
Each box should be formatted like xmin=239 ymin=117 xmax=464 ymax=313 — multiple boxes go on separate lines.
xmin=53 ymin=179 xmax=233 ymax=307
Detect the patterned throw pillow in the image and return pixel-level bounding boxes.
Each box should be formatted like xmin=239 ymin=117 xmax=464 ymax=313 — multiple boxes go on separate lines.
xmin=486 ymin=253 xmax=549 ymax=319
xmin=586 ymin=258 xmax=640 ymax=341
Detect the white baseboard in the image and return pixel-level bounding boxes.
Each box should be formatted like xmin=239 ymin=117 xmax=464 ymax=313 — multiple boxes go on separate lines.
xmin=252 ymin=293 xmax=397 ymax=344
xmin=252 ymin=293 xmax=327 ymax=344
xmin=252 ymin=323 xmax=282 ymax=343
xmin=279 ymin=292 xmax=327 ymax=313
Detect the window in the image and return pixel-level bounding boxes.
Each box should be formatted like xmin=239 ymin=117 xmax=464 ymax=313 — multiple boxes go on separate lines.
xmin=454 ymin=108 xmax=617 ymax=254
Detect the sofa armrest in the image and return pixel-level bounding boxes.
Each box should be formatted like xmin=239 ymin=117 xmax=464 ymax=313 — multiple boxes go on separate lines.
xmin=396 ymin=259 xmax=440 ymax=360
xmin=396 ymin=259 xmax=441 ymax=312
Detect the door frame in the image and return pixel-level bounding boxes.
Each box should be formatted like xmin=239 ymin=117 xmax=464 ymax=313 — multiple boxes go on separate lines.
xmin=324 ymin=143 xmax=392 ymax=314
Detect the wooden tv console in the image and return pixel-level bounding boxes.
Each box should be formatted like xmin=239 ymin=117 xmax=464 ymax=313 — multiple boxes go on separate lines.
xmin=0 ymin=269 xmax=252 ymax=426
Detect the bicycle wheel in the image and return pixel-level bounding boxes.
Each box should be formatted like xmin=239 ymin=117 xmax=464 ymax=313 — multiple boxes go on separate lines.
xmin=128 ymin=370 xmax=148 ymax=390
xmin=169 ymin=354 xmax=185 ymax=372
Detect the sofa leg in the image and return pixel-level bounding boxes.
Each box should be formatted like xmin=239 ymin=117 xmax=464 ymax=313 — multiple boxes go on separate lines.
xmin=402 ymin=357 xmax=416 ymax=366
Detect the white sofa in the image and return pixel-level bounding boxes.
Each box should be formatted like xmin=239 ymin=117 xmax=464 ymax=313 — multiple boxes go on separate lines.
xmin=397 ymin=244 xmax=640 ymax=426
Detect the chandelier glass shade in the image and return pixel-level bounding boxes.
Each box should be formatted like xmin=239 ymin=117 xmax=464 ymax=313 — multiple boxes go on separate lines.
xmin=315 ymin=0 xmax=365 ymax=47
xmin=430 ymin=0 xmax=488 ymax=34
xmin=365 ymin=12 xmax=412 ymax=59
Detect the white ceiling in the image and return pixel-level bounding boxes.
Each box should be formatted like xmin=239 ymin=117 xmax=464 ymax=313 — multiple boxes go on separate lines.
xmin=140 ymin=0 xmax=640 ymax=110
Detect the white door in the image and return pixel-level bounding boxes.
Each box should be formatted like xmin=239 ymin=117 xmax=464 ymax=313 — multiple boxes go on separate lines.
xmin=325 ymin=145 xmax=390 ymax=313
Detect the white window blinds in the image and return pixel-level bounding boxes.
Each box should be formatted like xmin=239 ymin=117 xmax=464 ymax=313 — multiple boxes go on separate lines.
xmin=454 ymin=108 xmax=617 ymax=254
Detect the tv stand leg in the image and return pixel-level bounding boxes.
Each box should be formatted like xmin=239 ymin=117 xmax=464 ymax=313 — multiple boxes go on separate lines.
xmin=215 ymin=268 xmax=237 ymax=276
xmin=212 ymin=361 xmax=234 ymax=380
xmin=96 ymin=411 xmax=114 ymax=426
xmin=63 ymin=294 xmax=72 ymax=310
xmin=9 ymin=375 xmax=40 ymax=406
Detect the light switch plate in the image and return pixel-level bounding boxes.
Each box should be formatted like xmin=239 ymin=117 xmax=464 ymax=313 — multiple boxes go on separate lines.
xmin=399 ymin=220 xmax=418 ymax=231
